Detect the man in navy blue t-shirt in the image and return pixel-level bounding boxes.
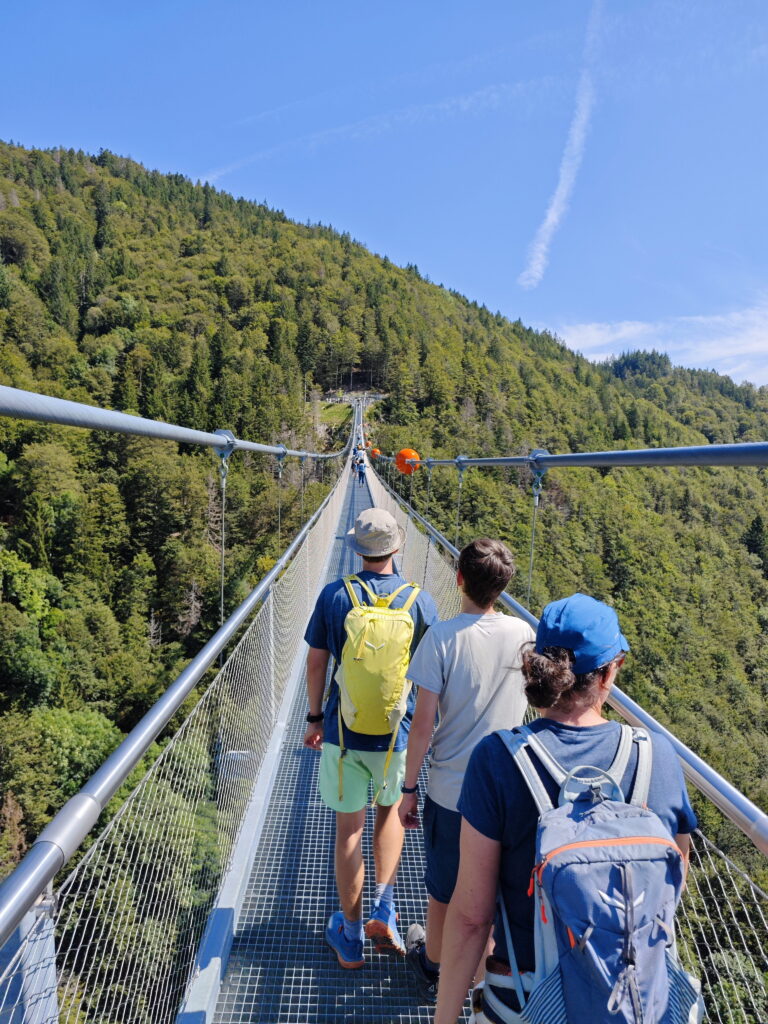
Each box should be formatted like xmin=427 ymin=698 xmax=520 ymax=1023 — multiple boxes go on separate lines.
xmin=304 ymin=507 xmax=438 ymax=970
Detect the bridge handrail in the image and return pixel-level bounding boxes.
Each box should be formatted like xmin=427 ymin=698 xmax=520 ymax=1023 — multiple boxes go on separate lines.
xmin=0 ymin=385 xmax=348 ymax=459
xmin=0 ymin=461 xmax=348 ymax=951
xmin=376 ymin=440 xmax=768 ymax=471
xmin=374 ymin=469 xmax=768 ymax=858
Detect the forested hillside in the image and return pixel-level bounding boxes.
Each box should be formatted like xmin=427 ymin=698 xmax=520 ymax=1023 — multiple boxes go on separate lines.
xmin=0 ymin=141 xmax=766 ymax=882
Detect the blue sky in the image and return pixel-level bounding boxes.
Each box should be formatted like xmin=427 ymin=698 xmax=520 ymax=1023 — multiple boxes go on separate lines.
xmin=4 ymin=0 xmax=768 ymax=384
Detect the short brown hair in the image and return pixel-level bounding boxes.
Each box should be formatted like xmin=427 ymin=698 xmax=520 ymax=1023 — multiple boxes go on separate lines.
xmin=363 ymin=552 xmax=394 ymax=566
xmin=458 ymin=537 xmax=515 ymax=609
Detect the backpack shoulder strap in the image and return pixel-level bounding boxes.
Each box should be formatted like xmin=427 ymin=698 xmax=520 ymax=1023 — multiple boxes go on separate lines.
xmin=343 ymin=575 xmax=376 ymax=607
xmin=606 ymin=723 xmax=635 ymax=789
xmin=380 ymin=582 xmax=421 ymax=612
xmin=627 ymin=727 xmax=652 ymax=806
xmin=497 ymin=728 xmax=555 ymax=814
xmin=494 ymin=884 xmax=528 ymax=1013
xmin=399 ymin=583 xmax=420 ymax=612
xmin=518 ymin=729 xmax=568 ymax=788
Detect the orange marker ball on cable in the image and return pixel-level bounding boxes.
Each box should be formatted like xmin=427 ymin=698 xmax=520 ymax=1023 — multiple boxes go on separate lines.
xmin=370 ymin=447 xmax=381 ymax=459
xmin=395 ymin=448 xmax=420 ymax=475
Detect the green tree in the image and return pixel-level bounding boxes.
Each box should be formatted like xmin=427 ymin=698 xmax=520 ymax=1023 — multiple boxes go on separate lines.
xmin=0 ymin=707 xmax=121 ymax=837
xmin=743 ymin=513 xmax=768 ymax=575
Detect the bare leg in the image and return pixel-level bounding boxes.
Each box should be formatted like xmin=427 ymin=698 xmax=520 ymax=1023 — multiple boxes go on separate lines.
xmin=335 ymin=808 xmax=366 ymax=920
xmin=372 ymin=800 xmax=405 ymax=886
xmin=425 ymin=895 xmax=448 ymax=963
xmin=366 ymin=800 xmax=407 ymax=953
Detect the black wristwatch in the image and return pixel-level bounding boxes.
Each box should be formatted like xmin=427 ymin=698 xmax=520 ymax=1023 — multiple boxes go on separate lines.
xmin=400 ymin=782 xmax=418 ymax=794
xmin=306 ymin=712 xmax=324 ymax=723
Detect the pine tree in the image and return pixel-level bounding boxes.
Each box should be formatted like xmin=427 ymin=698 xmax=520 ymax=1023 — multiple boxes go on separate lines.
xmin=743 ymin=513 xmax=768 ymax=575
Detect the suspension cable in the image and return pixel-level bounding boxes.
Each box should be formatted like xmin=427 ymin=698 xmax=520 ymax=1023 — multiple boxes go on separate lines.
xmin=218 ymin=454 xmax=230 ymax=630
xmin=300 ymin=455 xmax=307 ymax=523
xmin=422 ymin=465 xmax=433 ymax=587
xmin=453 ymin=458 xmax=467 ymax=554
xmin=276 ymin=451 xmax=286 ymax=551
xmin=526 ymin=466 xmax=547 ymax=607
xmin=423 ymin=464 xmax=433 ymax=523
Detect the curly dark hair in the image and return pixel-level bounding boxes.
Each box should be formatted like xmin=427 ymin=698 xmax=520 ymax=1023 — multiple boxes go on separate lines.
xmin=521 ymin=644 xmax=610 ymax=711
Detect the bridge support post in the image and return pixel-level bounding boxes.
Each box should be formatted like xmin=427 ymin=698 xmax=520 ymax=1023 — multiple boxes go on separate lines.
xmin=0 ymin=890 xmax=58 ymax=1022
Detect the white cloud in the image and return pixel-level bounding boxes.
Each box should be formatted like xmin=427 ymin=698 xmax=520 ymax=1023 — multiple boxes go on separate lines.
xmin=517 ymin=0 xmax=602 ymax=290
xmin=557 ymin=301 xmax=768 ymax=387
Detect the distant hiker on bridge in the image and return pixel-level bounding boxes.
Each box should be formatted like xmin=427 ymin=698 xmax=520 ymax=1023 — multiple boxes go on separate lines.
xmin=303 ymin=508 xmax=438 ymax=969
xmin=433 ymin=593 xmax=699 ymax=1024
xmin=356 ymin=454 xmax=367 ymax=487
xmin=398 ymin=538 xmax=534 ymax=1005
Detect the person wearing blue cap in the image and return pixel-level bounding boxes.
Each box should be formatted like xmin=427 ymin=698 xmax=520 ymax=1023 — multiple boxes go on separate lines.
xmin=433 ymin=593 xmax=698 ymax=1024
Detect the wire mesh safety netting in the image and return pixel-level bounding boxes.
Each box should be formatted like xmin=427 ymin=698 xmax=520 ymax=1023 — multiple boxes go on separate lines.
xmin=0 ymin=463 xmax=349 ymax=1024
xmin=372 ymin=466 xmax=768 ymax=1024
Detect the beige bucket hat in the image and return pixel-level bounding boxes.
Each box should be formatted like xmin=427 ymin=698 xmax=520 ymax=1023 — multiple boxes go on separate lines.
xmin=346 ymin=508 xmax=405 ymax=558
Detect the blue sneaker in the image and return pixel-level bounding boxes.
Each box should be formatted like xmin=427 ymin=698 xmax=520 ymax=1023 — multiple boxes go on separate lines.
xmin=364 ymin=899 xmax=405 ymax=956
xmin=325 ymin=911 xmax=365 ymax=969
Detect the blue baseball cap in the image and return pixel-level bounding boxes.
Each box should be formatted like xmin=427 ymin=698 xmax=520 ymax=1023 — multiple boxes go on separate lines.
xmin=536 ymin=593 xmax=630 ymax=674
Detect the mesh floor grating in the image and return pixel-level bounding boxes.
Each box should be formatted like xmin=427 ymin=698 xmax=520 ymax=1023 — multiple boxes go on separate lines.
xmin=213 ymin=473 xmax=469 ymax=1023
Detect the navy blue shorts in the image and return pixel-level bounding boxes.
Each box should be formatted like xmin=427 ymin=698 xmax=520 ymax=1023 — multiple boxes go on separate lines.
xmin=422 ymin=794 xmax=462 ymax=904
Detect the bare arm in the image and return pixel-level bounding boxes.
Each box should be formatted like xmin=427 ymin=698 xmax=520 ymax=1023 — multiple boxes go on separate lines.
xmin=675 ymin=832 xmax=691 ymax=884
xmin=434 ymin=820 xmax=500 ymax=1024
xmin=399 ymin=687 xmax=440 ymax=828
xmin=303 ymin=647 xmax=330 ymax=750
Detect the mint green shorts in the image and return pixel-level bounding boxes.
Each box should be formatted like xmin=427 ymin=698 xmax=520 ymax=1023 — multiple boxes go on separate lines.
xmin=318 ymin=743 xmax=406 ymax=813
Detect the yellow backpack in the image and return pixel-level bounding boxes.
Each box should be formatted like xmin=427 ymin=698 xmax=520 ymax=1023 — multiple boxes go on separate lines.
xmin=335 ymin=575 xmax=420 ymax=800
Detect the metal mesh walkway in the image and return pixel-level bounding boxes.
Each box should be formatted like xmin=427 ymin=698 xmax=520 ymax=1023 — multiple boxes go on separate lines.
xmin=213 ymin=471 xmax=448 ymax=1024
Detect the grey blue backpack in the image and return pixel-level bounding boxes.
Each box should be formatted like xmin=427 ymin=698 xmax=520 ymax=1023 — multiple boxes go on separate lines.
xmin=480 ymin=724 xmax=703 ymax=1024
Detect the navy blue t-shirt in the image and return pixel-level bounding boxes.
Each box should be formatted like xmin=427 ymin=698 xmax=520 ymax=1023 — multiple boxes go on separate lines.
xmin=304 ymin=571 xmax=438 ymax=752
xmin=458 ymin=719 xmax=698 ymax=978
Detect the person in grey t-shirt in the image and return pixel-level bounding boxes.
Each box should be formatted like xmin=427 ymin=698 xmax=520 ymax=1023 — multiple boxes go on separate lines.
xmin=398 ymin=538 xmax=534 ymax=1004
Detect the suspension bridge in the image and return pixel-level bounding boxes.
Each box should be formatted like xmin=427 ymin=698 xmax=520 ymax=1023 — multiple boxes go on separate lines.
xmin=0 ymin=385 xmax=766 ymax=1024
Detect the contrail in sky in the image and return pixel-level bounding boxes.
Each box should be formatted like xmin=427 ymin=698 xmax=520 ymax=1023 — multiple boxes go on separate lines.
xmin=204 ymin=79 xmax=548 ymax=184
xmin=518 ymin=0 xmax=602 ymax=290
